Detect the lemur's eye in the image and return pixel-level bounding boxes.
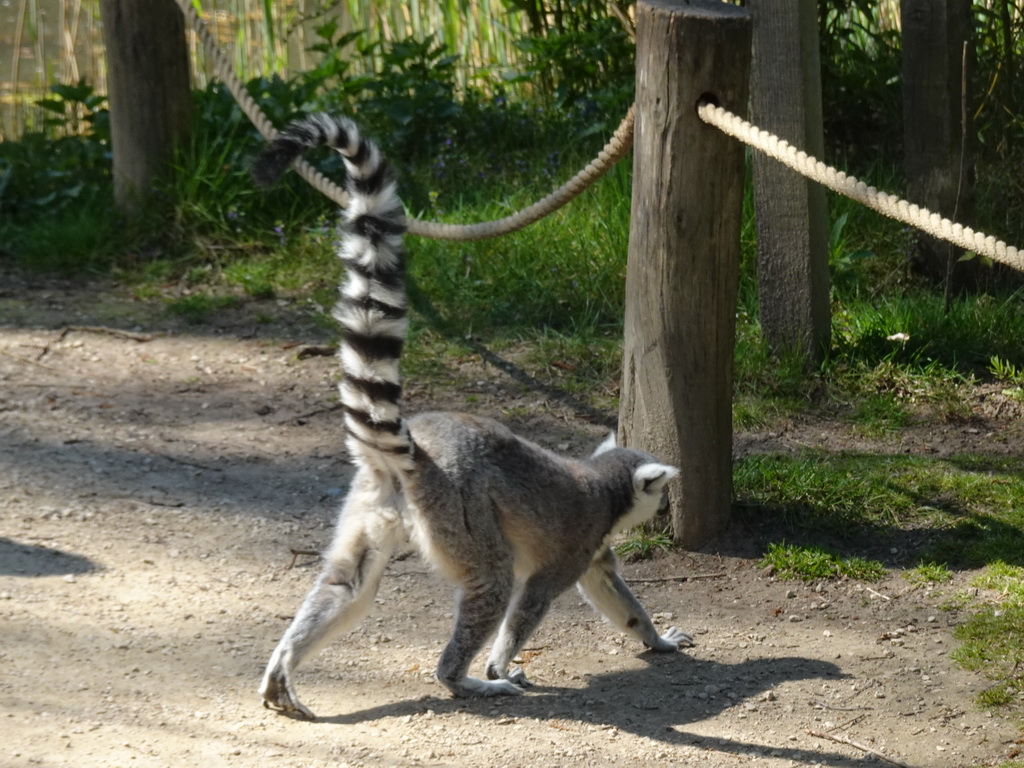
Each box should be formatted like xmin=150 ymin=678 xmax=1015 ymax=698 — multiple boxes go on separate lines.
xmin=657 ymin=491 xmax=670 ymax=515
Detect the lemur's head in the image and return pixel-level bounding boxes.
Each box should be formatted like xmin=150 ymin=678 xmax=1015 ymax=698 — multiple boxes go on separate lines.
xmin=591 ymin=433 xmax=678 ymax=531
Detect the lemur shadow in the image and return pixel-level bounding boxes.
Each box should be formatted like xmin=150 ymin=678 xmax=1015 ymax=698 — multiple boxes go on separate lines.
xmin=0 ymin=536 xmax=98 ymax=577
xmin=316 ymin=652 xmax=858 ymax=766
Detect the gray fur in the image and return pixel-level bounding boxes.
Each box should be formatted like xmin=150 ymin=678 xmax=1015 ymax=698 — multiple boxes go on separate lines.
xmin=254 ymin=115 xmax=693 ymax=719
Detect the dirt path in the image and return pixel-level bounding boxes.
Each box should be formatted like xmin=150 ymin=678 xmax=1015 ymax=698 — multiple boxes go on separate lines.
xmin=1 ymin=271 xmax=1020 ymax=767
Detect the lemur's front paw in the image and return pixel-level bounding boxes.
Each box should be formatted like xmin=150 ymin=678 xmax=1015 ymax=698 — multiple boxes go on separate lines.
xmin=486 ymin=663 xmax=534 ymax=688
xmin=260 ymin=666 xmax=316 ymax=720
xmin=506 ymin=667 xmax=534 ymax=688
xmin=442 ymin=675 xmax=525 ymax=698
xmin=648 ymin=626 xmax=695 ymax=652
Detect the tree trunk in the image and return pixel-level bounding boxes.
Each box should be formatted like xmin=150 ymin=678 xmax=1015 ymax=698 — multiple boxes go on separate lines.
xmin=749 ymin=0 xmax=830 ymax=365
xmin=100 ymin=0 xmax=192 ymax=215
xmin=901 ymin=0 xmax=975 ymax=292
xmin=620 ymin=0 xmax=751 ymax=549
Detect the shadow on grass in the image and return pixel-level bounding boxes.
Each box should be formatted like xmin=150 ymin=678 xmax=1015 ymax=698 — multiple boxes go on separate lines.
xmin=729 ymin=450 xmax=1024 ymax=570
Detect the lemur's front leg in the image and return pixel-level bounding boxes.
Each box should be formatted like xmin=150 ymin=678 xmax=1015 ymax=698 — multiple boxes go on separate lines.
xmin=577 ymin=548 xmax=694 ymax=652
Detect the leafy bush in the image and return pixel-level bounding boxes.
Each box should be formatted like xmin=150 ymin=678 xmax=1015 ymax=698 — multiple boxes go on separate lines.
xmin=817 ymin=0 xmax=902 ymax=162
xmin=0 ymin=80 xmax=110 ymax=218
xmin=510 ymin=15 xmax=635 ymax=136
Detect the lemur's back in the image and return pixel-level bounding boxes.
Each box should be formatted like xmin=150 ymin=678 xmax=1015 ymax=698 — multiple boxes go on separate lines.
xmin=405 ymin=411 xmax=641 ymax=581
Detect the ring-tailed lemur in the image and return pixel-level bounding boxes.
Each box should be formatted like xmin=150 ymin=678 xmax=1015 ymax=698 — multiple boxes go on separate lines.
xmin=253 ymin=114 xmax=693 ymax=719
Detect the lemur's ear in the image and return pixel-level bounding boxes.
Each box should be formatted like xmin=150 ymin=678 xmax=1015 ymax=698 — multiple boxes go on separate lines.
xmin=591 ymin=432 xmax=618 ymax=457
xmin=632 ymin=463 xmax=679 ymax=495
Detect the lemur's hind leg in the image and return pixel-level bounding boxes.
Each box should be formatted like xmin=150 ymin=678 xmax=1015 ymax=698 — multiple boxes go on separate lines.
xmin=484 ymin=573 xmax=566 ymax=687
xmin=260 ymin=469 xmax=402 ymax=719
xmin=435 ymin=557 xmax=522 ymax=697
xmin=577 ymin=548 xmax=694 ymax=652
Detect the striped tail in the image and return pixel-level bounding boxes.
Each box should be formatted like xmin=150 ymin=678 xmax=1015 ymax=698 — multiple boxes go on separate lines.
xmin=253 ymin=114 xmax=413 ymax=475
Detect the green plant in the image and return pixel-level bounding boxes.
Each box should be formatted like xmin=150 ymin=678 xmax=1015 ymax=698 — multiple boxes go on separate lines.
xmin=973 ymin=0 xmax=1024 ymax=153
xmin=0 ymin=81 xmax=110 ymax=220
xmin=759 ymin=541 xmax=885 ymax=582
xmin=817 ymin=0 xmax=902 ymax=162
xmin=953 ymin=603 xmax=1024 ymax=708
xmin=904 ymin=561 xmax=953 ymax=585
xmin=408 ymin=156 xmax=632 ymax=334
xmin=166 ymin=294 xmax=241 ymax=322
xmin=615 ymin=529 xmax=673 ymax=562
xmin=36 ymin=79 xmax=110 ymax=139
xmin=989 ymin=355 xmax=1024 ymax=400
xmin=850 ymin=392 xmax=910 ymax=436
xmin=355 ymin=35 xmax=461 ymax=163
xmin=510 ymin=15 xmax=634 ymax=135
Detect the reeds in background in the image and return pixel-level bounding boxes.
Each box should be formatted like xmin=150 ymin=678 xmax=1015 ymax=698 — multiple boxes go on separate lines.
xmin=1 ymin=0 xmax=531 ymax=139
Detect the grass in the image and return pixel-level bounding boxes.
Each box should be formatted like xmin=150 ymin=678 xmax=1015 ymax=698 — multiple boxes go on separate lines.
xmin=166 ymin=294 xmax=242 ymax=322
xmin=953 ymin=596 xmax=1024 ymax=708
xmin=758 ymin=541 xmax=885 ymax=582
xmin=734 ymin=452 xmax=1024 ymax=566
xmin=406 ymin=156 xmax=633 ymax=334
xmin=615 ymin=529 xmax=674 ymax=563
xmin=904 ymin=561 xmax=954 ymax=585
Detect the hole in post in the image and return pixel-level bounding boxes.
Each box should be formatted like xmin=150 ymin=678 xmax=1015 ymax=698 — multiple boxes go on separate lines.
xmin=696 ymin=92 xmax=721 ymax=111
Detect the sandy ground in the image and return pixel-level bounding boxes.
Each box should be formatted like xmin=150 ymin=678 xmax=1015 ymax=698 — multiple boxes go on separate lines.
xmin=1 ymin=268 xmax=1022 ymax=767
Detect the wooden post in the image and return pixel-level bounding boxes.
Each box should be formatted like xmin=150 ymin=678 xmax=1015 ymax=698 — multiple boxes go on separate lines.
xmin=749 ymin=0 xmax=830 ymax=364
xmin=620 ymin=0 xmax=751 ymax=548
xmin=100 ymin=0 xmax=192 ymax=215
xmin=901 ymin=0 xmax=975 ymax=292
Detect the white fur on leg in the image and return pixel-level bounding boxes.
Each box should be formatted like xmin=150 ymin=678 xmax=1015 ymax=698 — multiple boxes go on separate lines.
xmin=442 ymin=675 xmax=524 ymax=698
xmin=258 ymin=469 xmax=403 ymax=719
xmin=577 ymin=549 xmax=694 ymax=654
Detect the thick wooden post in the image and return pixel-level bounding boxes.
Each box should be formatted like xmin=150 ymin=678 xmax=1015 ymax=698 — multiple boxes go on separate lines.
xmin=100 ymin=0 xmax=192 ymax=215
xmin=901 ymin=0 xmax=975 ymax=291
xmin=749 ymin=0 xmax=830 ymax=364
xmin=620 ymin=0 xmax=751 ymax=548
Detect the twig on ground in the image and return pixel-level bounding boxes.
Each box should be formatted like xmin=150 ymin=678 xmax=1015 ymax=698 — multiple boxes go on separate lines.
xmin=625 ymin=572 xmax=727 ymax=584
xmin=296 ymin=345 xmax=338 ymax=360
xmin=35 ymin=326 xmax=156 ymax=360
xmin=808 ymin=729 xmax=913 ymax=768
xmin=278 ymin=403 xmax=344 ymax=424
xmin=810 ymin=699 xmax=872 ymax=712
xmin=288 ymin=548 xmax=321 ymax=569
xmin=143 ymin=450 xmax=223 ymax=473
xmin=865 ymin=586 xmax=892 ymax=601
xmin=1 ymin=347 xmax=65 ymax=371
xmin=66 ymin=325 xmax=156 ymax=342
xmin=831 ymin=713 xmax=869 ymax=732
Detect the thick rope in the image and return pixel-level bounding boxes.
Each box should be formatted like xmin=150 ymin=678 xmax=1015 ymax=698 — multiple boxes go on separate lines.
xmin=175 ymin=0 xmax=633 ymax=241
xmin=408 ymin=104 xmax=633 ymax=241
xmin=698 ymin=102 xmax=1024 ymax=273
